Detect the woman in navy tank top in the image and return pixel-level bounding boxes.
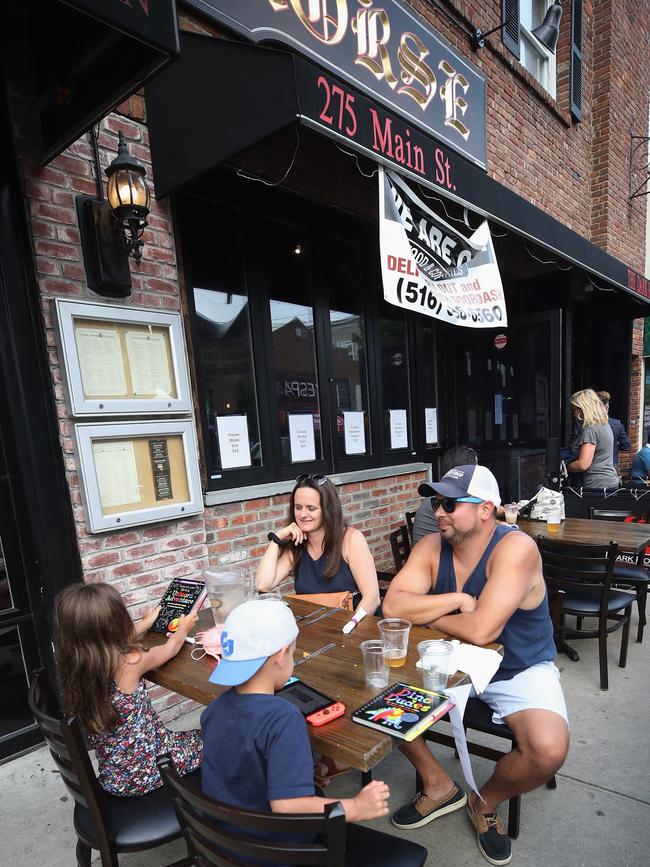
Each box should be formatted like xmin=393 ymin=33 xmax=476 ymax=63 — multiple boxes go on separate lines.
xmin=257 ymin=474 xmax=380 ymax=620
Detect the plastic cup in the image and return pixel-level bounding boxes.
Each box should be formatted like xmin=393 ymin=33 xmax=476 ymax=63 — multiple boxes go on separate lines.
xmin=360 ymin=640 xmax=390 ymax=688
xmin=417 ymin=640 xmax=453 ymax=691
xmin=204 ymin=552 xmax=249 ymax=627
xmin=503 ymin=503 xmax=519 ymax=525
xmin=377 ymin=618 xmax=412 ymax=668
xmin=546 ymin=507 xmax=561 ymax=533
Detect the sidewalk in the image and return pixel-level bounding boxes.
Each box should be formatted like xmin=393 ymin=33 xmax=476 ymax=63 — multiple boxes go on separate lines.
xmin=2 ymin=618 xmax=649 ymax=866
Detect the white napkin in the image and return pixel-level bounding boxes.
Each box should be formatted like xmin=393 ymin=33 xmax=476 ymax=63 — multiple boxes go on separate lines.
xmin=416 ymin=640 xmax=502 ymax=694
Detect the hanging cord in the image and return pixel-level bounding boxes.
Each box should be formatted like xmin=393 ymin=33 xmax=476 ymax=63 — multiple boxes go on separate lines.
xmin=523 ymin=241 xmax=572 ymax=271
xmin=335 ymin=144 xmax=379 ymax=178
xmin=236 ymin=127 xmax=300 ymax=187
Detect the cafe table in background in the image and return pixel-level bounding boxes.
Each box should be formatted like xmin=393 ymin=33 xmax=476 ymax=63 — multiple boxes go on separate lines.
xmin=517 ymin=516 xmax=650 ymax=554
xmin=143 ymin=599 xmax=503 ymax=774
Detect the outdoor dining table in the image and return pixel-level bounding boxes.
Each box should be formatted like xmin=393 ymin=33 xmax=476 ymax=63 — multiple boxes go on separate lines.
xmin=143 ymin=599 xmax=502 ymax=774
xmin=516 ymin=516 xmax=650 ymax=554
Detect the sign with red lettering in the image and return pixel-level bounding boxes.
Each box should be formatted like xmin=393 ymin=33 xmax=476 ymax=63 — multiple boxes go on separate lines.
xmin=379 ymin=167 xmax=507 ymax=328
xmin=185 ymin=0 xmax=487 ymax=169
xmin=494 ymin=334 xmax=508 ymax=349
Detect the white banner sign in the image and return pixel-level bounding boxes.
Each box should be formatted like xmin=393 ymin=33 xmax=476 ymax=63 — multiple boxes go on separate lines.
xmin=379 ymin=167 xmax=507 ymax=328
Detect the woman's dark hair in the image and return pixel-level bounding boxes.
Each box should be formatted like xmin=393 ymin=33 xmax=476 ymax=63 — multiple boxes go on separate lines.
xmin=54 ymin=582 xmax=144 ymax=733
xmin=288 ymin=477 xmax=346 ymax=579
xmin=441 ymin=446 xmax=478 ymax=475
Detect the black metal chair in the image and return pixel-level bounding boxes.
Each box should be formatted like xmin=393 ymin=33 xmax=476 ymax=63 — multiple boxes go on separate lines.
xmin=418 ymin=590 xmax=565 ymax=840
xmin=158 ymin=755 xmax=428 ymax=867
xmin=538 ymin=537 xmax=634 ymax=689
xmin=405 ymin=510 xmax=416 ymax=543
xmin=588 ymin=507 xmax=649 ymax=642
xmin=389 ymin=525 xmax=411 ymax=572
xmin=28 ymin=670 xmax=191 ymax=867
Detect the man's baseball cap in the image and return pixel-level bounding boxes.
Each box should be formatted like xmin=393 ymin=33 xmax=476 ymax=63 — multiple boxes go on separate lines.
xmin=418 ymin=464 xmax=501 ymax=507
xmin=209 ymin=599 xmax=298 ymax=687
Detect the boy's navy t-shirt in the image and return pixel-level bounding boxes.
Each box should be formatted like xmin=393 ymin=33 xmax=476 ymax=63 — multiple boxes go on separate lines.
xmin=201 ymin=688 xmax=315 ymax=812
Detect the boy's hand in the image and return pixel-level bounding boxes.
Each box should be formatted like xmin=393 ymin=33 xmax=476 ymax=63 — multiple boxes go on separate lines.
xmin=351 ymin=780 xmax=390 ymax=821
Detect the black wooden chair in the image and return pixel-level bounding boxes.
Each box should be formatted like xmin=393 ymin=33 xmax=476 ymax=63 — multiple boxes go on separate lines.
xmin=417 ymin=590 xmax=565 ymax=840
xmin=389 ymin=525 xmax=411 ymax=572
xmin=538 ymin=537 xmax=634 ymax=689
xmin=158 ymin=755 xmax=428 ymax=867
xmin=405 ymin=510 xmax=416 ymax=543
xmin=588 ymin=507 xmax=650 ymax=642
xmin=28 ymin=670 xmax=191 ymax=867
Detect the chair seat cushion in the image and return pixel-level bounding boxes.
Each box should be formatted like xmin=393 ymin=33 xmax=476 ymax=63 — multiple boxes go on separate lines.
xmin=74 ymin=768 xmax=200 ymax=850
xmin=563 ymin=589 xmax=634 ymax=615
xmin=345 ymin=822 xmax=428 ymax=867
xmin=613 ymin=564 xmax=649 ymax=584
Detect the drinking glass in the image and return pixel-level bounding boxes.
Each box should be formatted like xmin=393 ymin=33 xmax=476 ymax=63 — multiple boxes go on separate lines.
xmin=546 ymin=507 xmax=561 ymax=533
xmin=503 ymin=503 xmax=519 ymax=525
xmin=377 ymin=618 xmax=412 ymax=668
xmin=360 ymin=640 xmax=390 ymax=688
xmin=204 ymin=551 xmax=249 ymax=627
xmin=417 ymin=640 xmax=453 ymax=691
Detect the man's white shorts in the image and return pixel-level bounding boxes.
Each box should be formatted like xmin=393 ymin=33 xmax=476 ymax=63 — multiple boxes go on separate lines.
xmin=471 ymin=660 xmax=569 ymax=726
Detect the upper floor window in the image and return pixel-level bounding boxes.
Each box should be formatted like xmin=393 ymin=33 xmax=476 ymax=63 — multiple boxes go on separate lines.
xmin=520 ymin=1 xmax=557 ymax=98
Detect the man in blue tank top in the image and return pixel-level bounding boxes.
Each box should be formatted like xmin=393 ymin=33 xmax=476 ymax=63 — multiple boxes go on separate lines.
xmin=383 ymin=465 xmax=568 ymax=867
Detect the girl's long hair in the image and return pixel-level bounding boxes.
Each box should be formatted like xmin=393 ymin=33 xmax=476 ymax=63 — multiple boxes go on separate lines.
xmin=288 ymin=477 xmax=346 ymax=579
xmin=570 ymin=388 xmax=608 ymax=428
xmin=54 ymin=582 xmax=143 ymax=733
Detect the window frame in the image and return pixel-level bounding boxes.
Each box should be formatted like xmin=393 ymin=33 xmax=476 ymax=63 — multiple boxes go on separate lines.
xmin=519 ymin=0 xmax=557 ymax=99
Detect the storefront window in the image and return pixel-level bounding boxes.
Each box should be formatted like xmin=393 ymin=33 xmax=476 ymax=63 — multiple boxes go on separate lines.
xmin=266 ymin=221 xmax=323 ymax=465
xmin=325 ymin=239 xmax=371 ymax=458
xmin=380 ymin=308 xmax=411 ymax=452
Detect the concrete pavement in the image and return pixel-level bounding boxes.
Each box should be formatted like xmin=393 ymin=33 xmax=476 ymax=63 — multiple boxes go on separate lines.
xmin=2 ymin=613 xmax=649 ymax=866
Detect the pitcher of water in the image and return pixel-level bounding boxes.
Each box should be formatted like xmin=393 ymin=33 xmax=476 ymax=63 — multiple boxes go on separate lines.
xmin=203 ymin=551 xmax=251 ymax=628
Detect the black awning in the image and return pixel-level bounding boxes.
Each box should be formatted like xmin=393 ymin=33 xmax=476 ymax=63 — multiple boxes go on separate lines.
xmin=3 ymin=0 xmax=179 ymax=164
xmin=146 ymin=32 xmax=649 ymax=312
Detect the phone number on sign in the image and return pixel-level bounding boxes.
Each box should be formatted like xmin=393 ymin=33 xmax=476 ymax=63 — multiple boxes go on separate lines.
xmin=396 ymin=277 xmax=504 ymax=324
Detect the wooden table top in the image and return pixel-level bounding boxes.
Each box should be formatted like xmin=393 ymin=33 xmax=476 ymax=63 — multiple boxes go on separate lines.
xmin=143 ymin=600 xmax=501 ymax=773
xmin=517 ymin=517 xmax=650 ymax=553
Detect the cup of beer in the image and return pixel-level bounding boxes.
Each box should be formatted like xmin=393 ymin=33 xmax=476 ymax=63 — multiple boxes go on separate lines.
xmin=377 ymin=618 xmax=412 ymax=668
xmin=546 ymin=506 xmax=562 ymax=533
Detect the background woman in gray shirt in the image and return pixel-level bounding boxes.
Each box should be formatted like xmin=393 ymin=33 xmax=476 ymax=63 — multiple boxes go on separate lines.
xmin=567 ymin=388 xmax=620 ymax=489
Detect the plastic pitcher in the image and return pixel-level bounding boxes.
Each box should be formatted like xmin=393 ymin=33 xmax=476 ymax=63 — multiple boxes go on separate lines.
xmin=203 ymin=552 xmax=249 ymax=627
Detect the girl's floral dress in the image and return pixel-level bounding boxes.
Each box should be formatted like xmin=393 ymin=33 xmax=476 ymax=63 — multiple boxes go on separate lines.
xmin=90 ymin=680 xmax=202 ymax=796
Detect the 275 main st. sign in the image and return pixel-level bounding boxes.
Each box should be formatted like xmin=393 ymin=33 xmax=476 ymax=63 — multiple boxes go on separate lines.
xmin=187 ymin=0 xmax=487 ymax=168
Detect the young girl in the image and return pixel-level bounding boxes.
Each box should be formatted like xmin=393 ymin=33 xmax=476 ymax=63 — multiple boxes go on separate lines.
xmin=54 ymin=581 xmax=202 ymax=797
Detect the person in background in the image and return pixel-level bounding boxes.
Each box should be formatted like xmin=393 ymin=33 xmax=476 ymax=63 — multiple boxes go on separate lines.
xmin=54 ymin=582 xmax=202 ymax=796
xmin=630 ymin=430 xmax=650 ymax=485
xmin=596 ymin=390 xmax=631 ymax=470
xmin=566 ymin=389 xmax=620 ymax=490
xmin=412 ymin=446 xmax=479 ymax=544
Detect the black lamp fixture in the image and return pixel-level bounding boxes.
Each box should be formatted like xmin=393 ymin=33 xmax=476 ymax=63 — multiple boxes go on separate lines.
xmin=105 ymin=131 xmax=151 ymax=264
xmin=471 ymin=2 xmax=563 ymax=53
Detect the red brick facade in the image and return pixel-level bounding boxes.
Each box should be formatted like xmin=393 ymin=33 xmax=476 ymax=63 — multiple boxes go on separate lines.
xmin=18 ymin=2 xmax=650 ymax=718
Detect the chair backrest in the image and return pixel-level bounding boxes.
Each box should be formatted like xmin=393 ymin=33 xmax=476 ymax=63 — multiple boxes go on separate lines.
xmin=389 ymin=526 xmax=411 ymax=571
xmin=158 ymin=756 xmax=347 ymax=867
xmin=27 ymin=670 xmax=113 ymax=855
xmin=405 ymin=510 xmax=416 ymax=542
xmin=537 ymin=537 xmax=619 ymax=597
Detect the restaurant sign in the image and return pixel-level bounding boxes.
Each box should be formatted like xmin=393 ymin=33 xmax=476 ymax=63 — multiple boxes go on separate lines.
xmin=379 ymin=167 xmax=507 ymax=328
xmin=185 ymin=0 xmax=487 ymax=169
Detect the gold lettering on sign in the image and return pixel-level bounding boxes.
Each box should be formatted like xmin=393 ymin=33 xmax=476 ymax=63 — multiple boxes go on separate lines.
xmin=271 ymin=0 xmax=349 ymax=45
xmin=352 ymin=2 xmax=397 ymax=88
xmin=397 ymin=32 xmax=436 ymax=110
xmin=439 ymin=61 xmax=470 ymax=140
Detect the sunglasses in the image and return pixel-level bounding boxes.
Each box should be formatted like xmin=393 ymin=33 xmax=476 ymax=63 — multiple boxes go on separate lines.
xmin=295 ymin=473 xmax=328 ymax=486
xmin=431 ymin=496 xmax=483 ymax=513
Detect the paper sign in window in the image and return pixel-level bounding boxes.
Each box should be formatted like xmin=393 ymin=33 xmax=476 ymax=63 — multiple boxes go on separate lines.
xmin=76 ymin=328 xmax=127 ymax=397
xmin=389 ymin=409 xmax=408 ymax=450
xmin=425 ymin=407 xmax=438 ymax=445
xmin=289 ymin=414 xmax=316 ymax=462
xmin=343 ymin=411 xmax=366 ymax=455
xmin=92 ymin=440 xmax=141 ymax=508
xmin=125 ymin=331 xmax=173 ymax=397
xmin=216 ymin=415 xmax=252 ymax=470
xmin=494 ymin=394 xmax=503 ymax=426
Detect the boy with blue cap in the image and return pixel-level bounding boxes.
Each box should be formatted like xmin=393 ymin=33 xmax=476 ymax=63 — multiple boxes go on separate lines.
xmin=201 ymin=598 xmax=390 ymax=838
